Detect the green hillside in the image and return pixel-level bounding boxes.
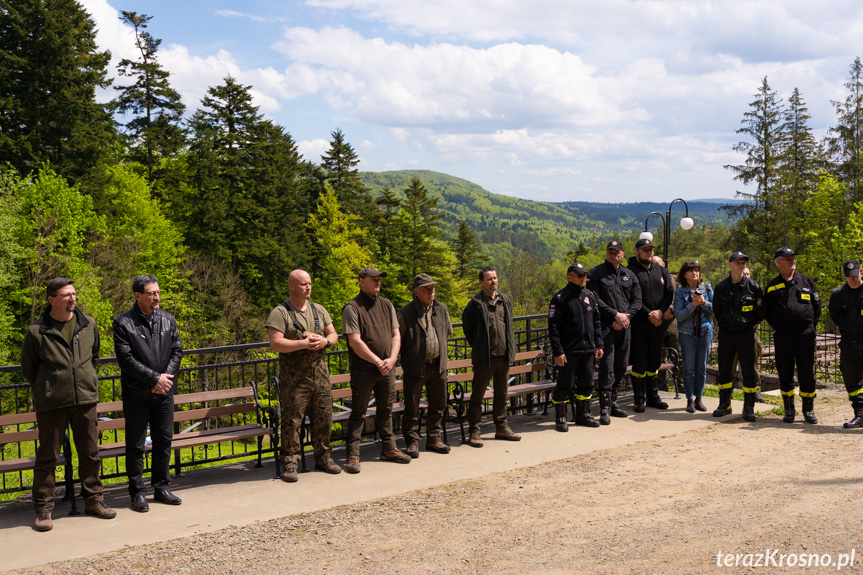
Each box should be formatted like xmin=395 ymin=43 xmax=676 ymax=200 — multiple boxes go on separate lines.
xmin=361 ymin=170 xmax=735 ymax=263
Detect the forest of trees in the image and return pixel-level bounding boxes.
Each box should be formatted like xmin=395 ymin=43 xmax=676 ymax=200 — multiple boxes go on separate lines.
xmin=0 ymin=2 xmax=862 ymax=365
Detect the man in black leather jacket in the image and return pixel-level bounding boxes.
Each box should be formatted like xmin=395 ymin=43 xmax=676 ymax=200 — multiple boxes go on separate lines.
xmin=114 ymin=274 xmax=183 ymax=512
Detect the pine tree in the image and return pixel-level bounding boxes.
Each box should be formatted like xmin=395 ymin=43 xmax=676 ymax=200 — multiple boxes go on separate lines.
xmin=0 ymin=0 xmax=115 ymax=185
xmin=826 ymin=57 xmax=863 ymax=201
xmin=451 ymin=220 xmax=484 ymax=278
xmin=185 ymin=77 xmax=307 ymax=309
xmin=321 ymin=129 xmax=373 ymax=217
xmin=113 ymin=11 xmax=186 ymax=188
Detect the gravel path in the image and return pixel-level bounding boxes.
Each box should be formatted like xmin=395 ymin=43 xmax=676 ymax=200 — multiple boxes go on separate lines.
xmin=11 ymin=388 xmax=863 ymax=575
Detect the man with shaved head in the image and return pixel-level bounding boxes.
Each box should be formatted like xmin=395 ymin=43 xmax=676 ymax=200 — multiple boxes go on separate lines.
xmin=267 ymin=269 xmax=340 ymax=482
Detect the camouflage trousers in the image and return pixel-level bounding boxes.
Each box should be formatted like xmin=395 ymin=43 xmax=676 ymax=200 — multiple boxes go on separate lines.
xmin=279 ymin=374 xmax=334 ymax=470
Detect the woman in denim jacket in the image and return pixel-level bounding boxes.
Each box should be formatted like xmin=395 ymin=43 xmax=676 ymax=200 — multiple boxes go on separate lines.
xmin=673 ymin=260 xmax=714 ymax=413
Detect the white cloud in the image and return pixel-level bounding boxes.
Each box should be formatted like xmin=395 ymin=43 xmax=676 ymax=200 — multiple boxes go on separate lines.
xmin=297 ymin=138 xmax=330 ymax=162
xmin=215 ymin=10 xmax=285 ymax=23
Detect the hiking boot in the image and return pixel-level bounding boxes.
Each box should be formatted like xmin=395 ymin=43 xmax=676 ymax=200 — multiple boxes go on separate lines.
xmin=782 ymin=394 xmax=796 ymax=423
xmin=467 ymin=428 xmax=484 ymax=448
xmin=345 ymin=456 xmax=361 ymax=474
xmin=85 ymin=499 xmax=116 ymax=519
xmin=380 ymin=448 xmax=412 ymax=463
xmin=33 ymin=510 xmax=53 ymax=532
xmin=280 ymin=463 xmax=299 ymax=482
xmin=405 ymin=442 xmax=420 ymax=459
xmin=315 ymin=460 xmax=342 ymax=474
xmin=494 ymin=426 xmax=521 ymax=441
xmin=554 ymin=402 xmax=569 ymax=432
xmin=425 ymin=439 xmax=451 ymax=453
xmin=802 ymin=396 xmax=817 ymax=425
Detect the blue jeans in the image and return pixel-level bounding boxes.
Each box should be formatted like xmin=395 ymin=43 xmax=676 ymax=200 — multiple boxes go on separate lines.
xmin=679 ymin=329 xmax=713 ymax=399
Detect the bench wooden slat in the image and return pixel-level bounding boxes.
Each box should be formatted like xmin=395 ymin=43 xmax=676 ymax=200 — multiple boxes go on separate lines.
xmin=0 ymin=412 xmax=39 ymax=427
xmin=174 ymin=403 xmax=257 ymax=422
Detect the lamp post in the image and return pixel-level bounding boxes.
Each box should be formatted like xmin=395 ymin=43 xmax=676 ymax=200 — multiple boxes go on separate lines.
xmin=639 ymin=199 xmax=694 ymax=265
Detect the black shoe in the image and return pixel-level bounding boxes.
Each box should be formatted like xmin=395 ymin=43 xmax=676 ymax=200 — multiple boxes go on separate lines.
xmin=131 ymin=493 xmax=149 ymax=513
xmin=154 ymin=488 xmax=182 ymax=506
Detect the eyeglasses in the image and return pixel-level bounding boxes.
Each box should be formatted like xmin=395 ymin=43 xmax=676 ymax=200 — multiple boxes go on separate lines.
xmin=141 ymin=291 xmax=161 ymax=297
xmin=51 ymin=292 xmax=77 ymax=299
xmin=685 ymin=260 xmax=699 ymax=265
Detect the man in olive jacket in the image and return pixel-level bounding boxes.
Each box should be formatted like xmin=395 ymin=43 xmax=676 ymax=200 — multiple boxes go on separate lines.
xmin=398 ymin=273 xmax=453 ymax=457
xmin=113 ymin=274 xmax=183 ymax=512
xmin=21 ymin=278 xmax=116 ymax=532
xmin=461 ymin=266 xmax=519 ymax=447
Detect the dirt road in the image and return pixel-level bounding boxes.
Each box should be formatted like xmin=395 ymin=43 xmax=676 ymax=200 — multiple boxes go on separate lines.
xmin=10 ymin=388 xmax=863 ymax=574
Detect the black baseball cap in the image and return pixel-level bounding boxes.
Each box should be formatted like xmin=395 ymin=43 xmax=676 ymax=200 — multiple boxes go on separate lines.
xmin=635 ymin=238 xmax=654 ymax=250
xmin=567 ymin=263 xmax=588 ymax=275
xmin=843 ymin=259 xmax=860 ymax=277
xmin=606 ymin=240 xmax=623 ymax=252
xmin=728 ymin=251 xmax=749 ymax=263
xmin=774 ymin=247 xmax=797 ymax=259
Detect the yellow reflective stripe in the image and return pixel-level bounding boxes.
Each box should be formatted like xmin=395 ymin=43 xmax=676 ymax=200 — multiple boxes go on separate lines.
xmin=718 ymin=382 xmax=734 ymax=389
xmin=551 ymin=399 xmax=567 ymax=405
xmin=646 ymin=370 xmax=658 ymax=376
xmin=575 ymin=394 xmax=592 ymax=401
xmin=742 ymin=387 xmax=758 ymax=394
xmin=798 ymin=391 xmax=817 ymax=398
xmin=741 ymin=305 xmax=754 ymax=312
xmin=780 ymin=389 xmax=796 ymax=396
xmin=767 ymin=283 xmax=785 ymax=293
xmin=631 ymin=371 xmax=645 ymax=378
xmin=849 ymin=388 xmax=863 ymax=397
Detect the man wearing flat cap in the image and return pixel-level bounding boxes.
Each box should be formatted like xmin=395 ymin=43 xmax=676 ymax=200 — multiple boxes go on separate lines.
xmin=588 ymin=241 xmax=642 ymax=425
xmin=829 ymin=259 xmax=863 ymax=428
xmin=713 ymin=251 xmax=765 ymax=420
xmin=342 ymin=266 xmax=411 ymax=473
xmin=548 ymin=263 xmax=603 ymax=431
xmin=626 ymin=238 xmax=674 ymax=413
xmin=765 ymin=247 xmax=821 ymax=424
xmin=398 ymin=273 xmax=453 ymax=456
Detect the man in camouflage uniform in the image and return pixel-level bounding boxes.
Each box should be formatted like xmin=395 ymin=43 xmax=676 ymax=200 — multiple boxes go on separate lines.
xmin=267 ymin=269 xmax=341 ymax=482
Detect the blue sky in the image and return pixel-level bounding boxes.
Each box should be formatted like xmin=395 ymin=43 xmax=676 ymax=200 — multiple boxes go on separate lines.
xmin=81 ymin=0 xmax=863 ymax=203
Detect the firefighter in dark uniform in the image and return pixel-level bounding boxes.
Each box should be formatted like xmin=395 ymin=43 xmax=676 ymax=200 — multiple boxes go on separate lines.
xmin=267 ymin=269 xmax=341 ymax=482
xmin=764 ymin=247 xmax=821 ymax=424
xmin=712 ymin=251 xmax=765 ymax=421
xmin=828 ymin=259 xmax=863 ymax=428
xmin=588 ymin=240 xmax=643 ymax=425
xmin=548 ymin=263 xmax=604 ymax=431
xmin=626 ymin=238 xmax=674 ymax=412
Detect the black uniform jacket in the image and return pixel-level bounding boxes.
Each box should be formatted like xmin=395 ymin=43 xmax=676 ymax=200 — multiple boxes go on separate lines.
xmin=626 ymin=256 xmax=673 ymax=322
xmin=587 ymin=260 xmax=642 ymax=327
xmin=113 ymin=305 xmax=183 ymax=401
xmin=548 ymin=283 xmax=602 ymax=356
xmin=713 ymin=275 xmax=766 ymax=333
xmin=764 ymin=272 xmax=821 ymax=335
xmin=829 ymin=283 xmax=863 ymax=341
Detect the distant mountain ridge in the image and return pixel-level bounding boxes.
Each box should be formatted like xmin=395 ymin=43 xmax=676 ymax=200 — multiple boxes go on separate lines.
xmin=360 ymin=170 xmax=736 ymax=262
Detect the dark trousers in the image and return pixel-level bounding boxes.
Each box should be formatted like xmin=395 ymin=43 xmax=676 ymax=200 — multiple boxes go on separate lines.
xmin=346 ymin=369 xmax=396 ymax=458
xmin=552 ymin=352 xmax=595 ymax=402
xmin=279 ymin=374 xmax=333 ymax=469
xmin=718 ymin=329 xmax=758 ymax=390
xmin=33 ymin=404 xmax=103 ymax=512
xmin=467 ymin=356 xmax=510 ymax=430
xmin=774 ymin=330 xmax=817 ymax=395
xmin=598 ymin=326 xmax=630 ymax=393
xmin=839 ymin=339 xmax=863 ymax=396
xmin=630 ymin=320 xmax=666 ymax=378
xmin=402 ymin=361 xmax=447 ymax=445
xmin=124 ymin=393 xmax=174 ymax=496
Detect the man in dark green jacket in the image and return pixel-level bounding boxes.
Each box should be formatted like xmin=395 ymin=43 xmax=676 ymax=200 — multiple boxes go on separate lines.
xmin=20 ymin=278 xmax=116 ymax=532
xmin=461 ymin=266 xmax=519 ymax=447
